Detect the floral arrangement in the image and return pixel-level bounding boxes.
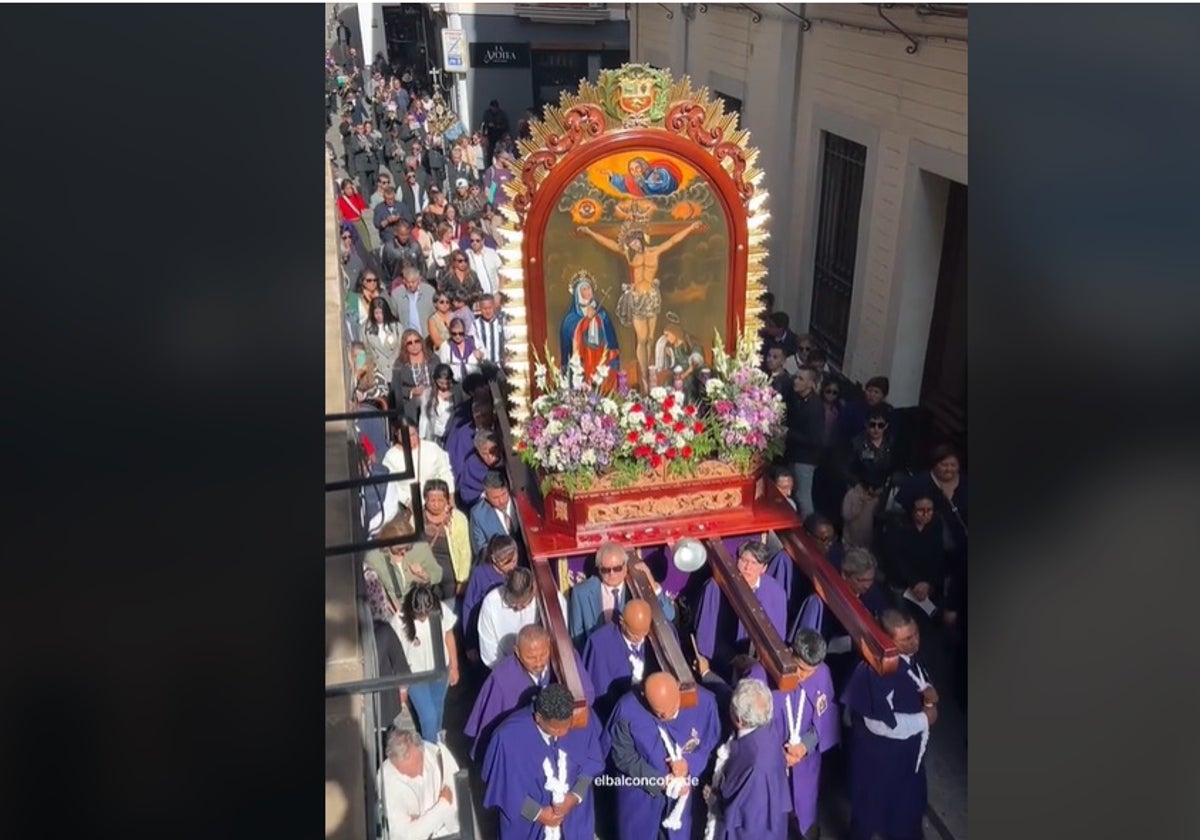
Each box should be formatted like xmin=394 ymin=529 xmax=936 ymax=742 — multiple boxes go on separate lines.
xmin=703 ymin=328 xmax=787 ymax=470
xmin=515 ymin=330 xmax=785 ymax=496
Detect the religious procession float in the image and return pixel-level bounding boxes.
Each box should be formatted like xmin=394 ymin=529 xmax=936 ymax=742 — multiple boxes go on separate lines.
xmin=488 ymin=64 xmax=895 ymax=722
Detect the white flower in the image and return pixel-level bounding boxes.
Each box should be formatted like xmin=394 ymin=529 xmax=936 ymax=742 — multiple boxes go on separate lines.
xmin=581 ymin=448 xmax=597 ymax=466
xmin=705 ymin=378 xmax=724 ymax=395
xmin=534 ymin=363 xmax=548 ymax=390
xmin=599 ymin=398 xmax=618 ymax=415
xmin=649 ymin=387 xmax=668 ymax=401
xmin=546 ymin=420 xmax=563 ymax=436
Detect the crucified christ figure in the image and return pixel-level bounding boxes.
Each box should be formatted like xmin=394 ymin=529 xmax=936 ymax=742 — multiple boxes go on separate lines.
xmin=576 ymin=220 xmax=704 ymax=393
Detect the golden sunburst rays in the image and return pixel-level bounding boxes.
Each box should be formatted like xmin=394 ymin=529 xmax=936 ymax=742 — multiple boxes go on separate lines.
xmin=495 ymin=65 xmax=771 ymax=431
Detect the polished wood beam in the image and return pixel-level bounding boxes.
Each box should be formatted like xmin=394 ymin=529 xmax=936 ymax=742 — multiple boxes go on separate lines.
xmin=626 ymin=558 xmax=698 ymax=708
xmin=705 ymin=538 xmax=799 ymax=692
xmin=531 ymin=556 xmax=589 ymax=728
xmin=776 ymin=527 xmax=899 ymax=675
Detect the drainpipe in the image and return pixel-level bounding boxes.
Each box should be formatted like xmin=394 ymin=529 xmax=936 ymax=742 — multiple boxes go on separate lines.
xmin=356 ymin=1 xmax=374 ymax=96
xmin=447 ymin=10 xmax=472 ymax=131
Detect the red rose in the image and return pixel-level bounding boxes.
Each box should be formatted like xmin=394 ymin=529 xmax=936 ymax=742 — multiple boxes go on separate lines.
xmin=650 ymin=454 xmax=663 ymax=469
xmin=634 ymin=445 xmax=650 ymax=458
xmin=674 ymin=422 xmax=686 ymax=433
xmin=693 ymin=422 xmax=705 ymax=433
xmin=631 ymin=404 xmax=644 ymax=414
xmin=681 ymin=445 xmax=694 ymax=459
xmin=663 ymin=396 xmax=675 ymax=411
xmin=655 ymin=432 xmax=666 ymax=444
xmin=661 ymin=413 xmax=673 ymax=424
xmin=627 ymin=431 xmax=639 ymax=443
xmin=645 ymin=419 xmax=655 ymax=431
xmin=516 ymin=440 xmax=527 ymax=451
xmin=684 ymin=404 xmax=697 ymax=416
xmin=666 ymin=447 xmax=677 ymax=460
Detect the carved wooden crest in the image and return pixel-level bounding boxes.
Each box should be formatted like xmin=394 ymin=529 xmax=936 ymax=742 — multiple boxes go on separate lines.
xmin=493 ymin=64 xmax=771 ymax=429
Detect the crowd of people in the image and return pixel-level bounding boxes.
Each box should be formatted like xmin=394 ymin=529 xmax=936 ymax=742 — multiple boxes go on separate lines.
xmin=329 ymin=47 xmax=967 ymax=840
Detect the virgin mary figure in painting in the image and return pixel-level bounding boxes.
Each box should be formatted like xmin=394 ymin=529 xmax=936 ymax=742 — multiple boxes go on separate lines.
xmin=559 ymin=270 xmax=620 ymax=385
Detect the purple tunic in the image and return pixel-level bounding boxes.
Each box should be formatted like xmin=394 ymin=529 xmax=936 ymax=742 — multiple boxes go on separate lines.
xmin=582 ymin=621 xmax=658 ymax=723
xmin=456 ymin=450 xmax=490 ymax=508
xmin=765 ymin=549 xmax=793 ymax=601
xmin=465 ymin=649 xmax=596 ymax=762
xmin=446 ymin=418 xmax=476 ymax=476
xmin=694 ymin=575 xmax=788 ymax=664
xmin=461 ymin=563 xmax=505 ymax=652
xmin=763 ymin=662 xmax=840 ymax=833
xmin=482 ymin=705 xmax=606 ymax=840
xmin=601 ymin=686 xmax=722 ymax=840
xmin=842 ymin=657 xmax=931 ymax=840
xmin=716 ymin=724 xmax=791 ymax=840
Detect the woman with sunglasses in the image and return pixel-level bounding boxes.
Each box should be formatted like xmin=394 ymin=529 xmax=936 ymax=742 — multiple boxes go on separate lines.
xmin=438 ymin=317 xmax=484 ymax=382
xmin=363 ymin=297 xmax=403 ymax=386
xmin=338 ymin=223 xmax=365 ymax=286
xmin=419 ymin=364 xmax=461 ymax=445
xmin=393 ymin=327 xmax=435 ymax=426
xmin=347 ymin=269 xmax=384 ymax=340
xmin=437 ymin=249 xmax=485 ymax=308
xmin=426 ymin=291 xmax=455 ymax=352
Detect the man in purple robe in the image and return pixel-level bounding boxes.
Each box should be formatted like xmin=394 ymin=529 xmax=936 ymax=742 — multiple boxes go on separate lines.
xmin=694 ymin=541 xmax=788 ymax=678
xmin=766 ymin=629 xmax=840 ymax=840
xmin=842 ymin=608 xmax=939 ymax=840
xmin=705 ymin=678 xmax=791 ymax=840
xmin=789 ymin=547 xmax=893 ymax=693
xmin=602 ymin=672 xmax=721 ymax=840
xmin=582 ymin=598 xmax=658 ymax=723
xmin=462 ymin=534 xmax=519 ymax=671
xmin=456 ymin=428 xmax=504 ymax=510
xmin=447 ymin=388 xmax=493 ymax=477
xmin=465 ymin=624 xmax=595 ymax=761
xmin=482 ymin=683 xmax=605 ymax=840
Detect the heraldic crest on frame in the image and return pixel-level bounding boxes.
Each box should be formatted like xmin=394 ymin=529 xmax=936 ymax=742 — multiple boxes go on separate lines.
xmin=492 ymin=63 xmax=772 ymax=429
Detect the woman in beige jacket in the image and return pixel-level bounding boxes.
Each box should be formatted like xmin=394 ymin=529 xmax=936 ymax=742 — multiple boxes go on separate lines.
xmin=419 ymin=479 xmax=472 ymax=597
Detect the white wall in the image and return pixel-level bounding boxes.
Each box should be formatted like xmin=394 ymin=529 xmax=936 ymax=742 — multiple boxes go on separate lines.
xmin=789 ymin=5 xmax=967 ymax=400
xmin=632 ymin=3 xmax=968 ymax=405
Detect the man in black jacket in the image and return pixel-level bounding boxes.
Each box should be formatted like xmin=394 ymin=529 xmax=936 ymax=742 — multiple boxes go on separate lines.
xmin=786 ymin=368 xmax=825 ymax=517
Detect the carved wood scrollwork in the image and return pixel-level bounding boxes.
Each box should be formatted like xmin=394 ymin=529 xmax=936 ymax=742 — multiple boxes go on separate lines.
xmin=512 ymin=104 xmax=607 ymax=224
xmin=715 ymin=141 xmax=754 ymax=201
xmin=666 ymin=102 xmax=722 ymax=147
xmin=666 ymin=103 xmax=753 ymax=202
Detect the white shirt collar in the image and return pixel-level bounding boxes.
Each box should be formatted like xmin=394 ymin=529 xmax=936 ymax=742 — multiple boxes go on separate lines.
xmin=537 ymin=725 xmax=553 ymax=745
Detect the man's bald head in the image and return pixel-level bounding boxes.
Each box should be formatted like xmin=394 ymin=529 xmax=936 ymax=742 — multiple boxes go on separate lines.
xmin=643 ymin=672 xmax=681 ymax=721
xmin=619 ymin=599 xmax=652 ymax=645
xmin=515 ymin=624 xmax=551 ymax=674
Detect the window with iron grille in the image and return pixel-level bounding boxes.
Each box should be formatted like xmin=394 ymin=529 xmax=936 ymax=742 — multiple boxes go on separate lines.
xmin=809 ymin=132 xmax=867 ymax=364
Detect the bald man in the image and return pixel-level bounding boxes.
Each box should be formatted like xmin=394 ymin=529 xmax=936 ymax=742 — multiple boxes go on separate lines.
xmin=601 ymin=672 xmax=721 ymax=840
xmin=465 ymin=624 xmax=595 ymax=762
xmin=583 ymin=598 xmax=670 ymax=723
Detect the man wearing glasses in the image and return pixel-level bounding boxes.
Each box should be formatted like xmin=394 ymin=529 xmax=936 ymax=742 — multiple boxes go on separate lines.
xmin=465 ymin=228 xmax=502 ymax=297
xmin=566 ymin=542 xmax=675 ymax=650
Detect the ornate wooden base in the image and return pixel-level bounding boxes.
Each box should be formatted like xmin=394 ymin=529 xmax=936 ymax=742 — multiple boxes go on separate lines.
xmin=542 ymin=460 xmax=763 ymax=538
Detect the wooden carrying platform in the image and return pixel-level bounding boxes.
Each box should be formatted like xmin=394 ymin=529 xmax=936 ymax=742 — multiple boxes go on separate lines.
xmin=487 ymin=65 xmax=898 ymax=728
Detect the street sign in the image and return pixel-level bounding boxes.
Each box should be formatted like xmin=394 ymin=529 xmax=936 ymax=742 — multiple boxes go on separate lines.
xmin=441 ymin=28 xmax=468 ymax=73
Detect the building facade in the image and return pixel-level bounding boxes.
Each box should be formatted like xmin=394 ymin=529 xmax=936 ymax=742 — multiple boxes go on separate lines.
xmin=443 ymin=3 xmax=630 ymax=130
xmin=633 ymin=3 xmax=966 ymax=444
